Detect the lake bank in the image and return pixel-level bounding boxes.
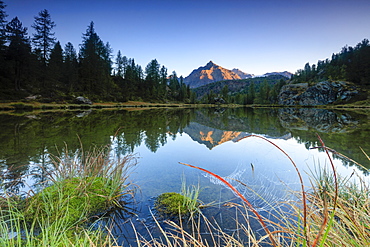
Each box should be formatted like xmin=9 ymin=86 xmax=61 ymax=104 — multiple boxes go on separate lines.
xmin=0 ymin=100 xmax=370 ymax=113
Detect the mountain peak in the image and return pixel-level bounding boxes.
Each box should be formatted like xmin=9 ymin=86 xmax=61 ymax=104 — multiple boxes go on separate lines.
xmin=205 ymin=60 xmax=216 ymax=68
xmin=184 ymin=61 xmax=241 ymax=88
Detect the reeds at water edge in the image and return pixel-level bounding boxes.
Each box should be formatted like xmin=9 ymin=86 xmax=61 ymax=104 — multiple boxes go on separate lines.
xmin=1 ymin=135 xmax=369 ymax=246
xmin=0 ymin=143 xmax=137 ymax=247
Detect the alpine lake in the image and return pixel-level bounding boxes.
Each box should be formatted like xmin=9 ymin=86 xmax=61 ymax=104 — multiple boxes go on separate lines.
xmin=1 ymin=106 xmax=369 ymax=245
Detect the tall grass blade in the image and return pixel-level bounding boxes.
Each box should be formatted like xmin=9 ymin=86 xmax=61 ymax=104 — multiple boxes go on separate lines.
xmin=360 ymin=146 xmax=370 ymax=161
xmin=241 ymin=134 xmax=309 ymax=245
xmin=319 ymin=209 xmax=335 ymax=247
xmin=309 ymin=134 xmax=339 ymax=247
xmin=179 ymin=162 xmax=277 ymax=247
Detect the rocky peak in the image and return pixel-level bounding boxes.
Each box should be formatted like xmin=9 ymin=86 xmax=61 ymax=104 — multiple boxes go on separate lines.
xmin=205 ymin=60 xmax=216 ymax=68
xmin=184 ymin=61 xmax=242 ymax=88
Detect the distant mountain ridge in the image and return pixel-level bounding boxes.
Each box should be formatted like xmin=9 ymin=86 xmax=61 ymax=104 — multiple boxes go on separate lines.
xmin=184 ymin=61 xmax=291 ymax=88
xmin=184 ymin=61 xmax=243 ymax=88
xmin=231 ymin=68 xmax=254 ymax=79
xmin=263 ymin=71 xmax=292 ymax=78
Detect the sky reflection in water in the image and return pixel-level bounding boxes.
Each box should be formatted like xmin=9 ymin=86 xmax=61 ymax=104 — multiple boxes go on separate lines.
xmin=0 ymin=108 xmax=369 ymax=245
xmin=112 ymin=122 xmax=366 ymax=245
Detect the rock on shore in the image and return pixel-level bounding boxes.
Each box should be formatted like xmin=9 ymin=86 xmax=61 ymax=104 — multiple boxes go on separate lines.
xmin=278 ymin=81 xmax=361 ymax=106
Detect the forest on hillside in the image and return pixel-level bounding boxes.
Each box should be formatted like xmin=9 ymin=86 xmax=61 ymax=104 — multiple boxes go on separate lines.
xmin=292 ymin=39 xmax=370 ymax=86
xmin=0 ymin=1 xmax=195 ymax=103
xmin=195 ymin=76 xmax=288 ymax=105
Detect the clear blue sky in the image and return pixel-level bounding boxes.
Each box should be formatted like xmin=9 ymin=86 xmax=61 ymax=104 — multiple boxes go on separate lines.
xmin=5 ymin=0 xmax=370 ymax=77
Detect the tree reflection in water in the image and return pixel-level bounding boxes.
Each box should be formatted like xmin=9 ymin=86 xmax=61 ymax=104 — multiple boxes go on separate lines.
xmin=0 ymin=107 xmax=369 ymax=193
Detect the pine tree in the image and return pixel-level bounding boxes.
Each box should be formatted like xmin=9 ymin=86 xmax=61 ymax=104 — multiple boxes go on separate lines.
xmin=255 ymin=79 xmax=270 ymax=104
xmin=6 ymin=17 xmax=31 ymax=91
xmin=0 ymin=0 xmax=8 ymax=92
xmin=64 ymin=42 xmax=78 ymax=92
xmin=0 ymin=0 xmax=7 ymax=53
xmin=48 ymin=41 xmax=64 ymax=92
xmin=32 ymin=9 xmax=56 ymax=65
xmin=247 ymin=81 xmax=255 ymax=104
xmin=179 ymin=81 xmax=188 ymax=102
xmin=159 ymin=65 xmax=168 ymax=99
xmin=104 ymin=42 xmax=113 ymax=74
xmin=178 ymin=76 xmax=185 ymax=101
xmin=79 ymin=21 xmax=112 ymax=98
xmin=115 ymin=50 xmax=124 ymax=77
xmin=123 ymin=58 xmax=143 ymax=100
xmin=145 ymin=59 xmax=161 ymax=100
xmin=189 ymin=90 xmax=196 ymax=104
xmin=168 ymin=71 xmax=180 ymax=100
xmin=207 ymin=90 xmax=216 ymax=104
xmin=221 ymin=84 xmax=229 ymax=103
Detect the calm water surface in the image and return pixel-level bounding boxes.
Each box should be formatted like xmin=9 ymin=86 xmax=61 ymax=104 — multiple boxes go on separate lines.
xmin=0 ymin=107 xmax=369 ymax=245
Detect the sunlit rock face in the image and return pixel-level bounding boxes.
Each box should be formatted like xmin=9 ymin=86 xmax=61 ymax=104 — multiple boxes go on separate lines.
xmin=231 ymin=68 xmax=254 ymax=79
xmin=184 ymin=61 xmax=242 ymax=88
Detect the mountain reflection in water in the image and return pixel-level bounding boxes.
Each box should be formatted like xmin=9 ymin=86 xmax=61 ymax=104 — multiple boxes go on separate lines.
xmin=185 ymin=122 xmax=292 ymax=150
xmin=1 ymin=107 xmax=369 ymax=245
xmin=0 ymin=107 xmax=369 ymax=195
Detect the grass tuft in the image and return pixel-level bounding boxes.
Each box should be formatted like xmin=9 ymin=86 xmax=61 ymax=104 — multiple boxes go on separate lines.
xmin=0 ymin=142 xmax=136 ymax=246
xmin=154 ymin=175 xmax=201 ymax=218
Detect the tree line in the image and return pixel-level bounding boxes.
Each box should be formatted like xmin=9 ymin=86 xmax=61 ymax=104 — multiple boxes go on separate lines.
xmin=0 ymin=1 xmax=195 ymax=103
xmin=198 ymin=77 xmax=287 ymax=105
xmin=292 ymin=39 xmax=370 ymax=86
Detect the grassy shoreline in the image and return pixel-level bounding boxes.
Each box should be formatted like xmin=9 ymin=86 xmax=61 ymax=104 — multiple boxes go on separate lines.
xmin=0 ymin=100 xmax=369 ymax=112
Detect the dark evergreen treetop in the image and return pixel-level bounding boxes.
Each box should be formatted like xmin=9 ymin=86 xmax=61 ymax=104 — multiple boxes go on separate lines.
xmin=79 ymin=21 xmax=110 ymax=64
xmin=32 ymin=9 xmax=56 ymax=64
xmin=64 ymin=42 xmax=77 ymax=62
xmin=115 ymin=50 xmax=124 ymax=77
xmin=6 ymin=17 xmax=31 ymax=91
xmin=79 ymin=21 xmax=113 ymax=97
xmin=49 ymin=41 xmax=63 ymax=63
xmin=6 ymin=17 xmax=28 ymax=42
xmin=145 ymin=59 xmax=160 ymax=82
xmin=63 ymin=42 xmax=78 ymax=92
xmin=48 ymin=41 xmax=64 ymax=89
xmin=0 ymin=0 xmax=7 ymax=51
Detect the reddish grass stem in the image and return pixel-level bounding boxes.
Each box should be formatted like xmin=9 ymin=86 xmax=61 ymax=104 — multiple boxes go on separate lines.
xmin=240 ymin=134 xmax=309 ymax=245
xmin=180 ymin=134 xmax=341 ymax=246
xmin=315 ymin=134 xmax=338 ymax=207
xmin=310 ymin=134 xmax=339 ymax=247
xmin=179 ymin=162 xmax=277 ymax=247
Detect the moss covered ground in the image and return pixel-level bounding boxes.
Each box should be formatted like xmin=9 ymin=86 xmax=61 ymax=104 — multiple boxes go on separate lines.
xmin=24 ymin=176 xmax=117 ymax=226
